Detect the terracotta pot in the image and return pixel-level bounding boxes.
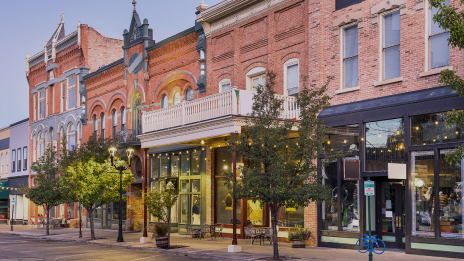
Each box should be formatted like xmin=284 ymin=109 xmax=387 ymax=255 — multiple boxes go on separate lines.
xmin=155 ymin=236 xmax=169 ymax=248
xmin=291 ymin=239 xmax=306 ymax=248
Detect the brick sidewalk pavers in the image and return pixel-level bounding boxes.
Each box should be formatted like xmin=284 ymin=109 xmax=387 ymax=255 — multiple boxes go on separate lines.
xmin=0 ymin=225 xmax=458 ymax=261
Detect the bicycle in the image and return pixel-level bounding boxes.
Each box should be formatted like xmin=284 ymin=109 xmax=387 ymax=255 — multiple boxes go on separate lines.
xmin=356 ymin=234 xmax=385 ymax=254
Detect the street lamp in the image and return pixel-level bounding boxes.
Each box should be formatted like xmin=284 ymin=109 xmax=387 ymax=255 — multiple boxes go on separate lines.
xmin=109 ymin=147 xmax=134 ymax=242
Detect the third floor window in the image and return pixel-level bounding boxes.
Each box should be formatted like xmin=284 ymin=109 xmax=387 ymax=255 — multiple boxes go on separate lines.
xmin=429 ymin=0 xmax=450 ymax=69
xmin=343 ymin=25 xmax=358 ymax=88
xmin=382 ymin=11 xmax=401 ymax=80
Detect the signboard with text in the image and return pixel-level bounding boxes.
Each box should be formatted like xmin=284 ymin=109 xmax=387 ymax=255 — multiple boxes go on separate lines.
xmin=364 ymin=181 xmax=375 ymax=196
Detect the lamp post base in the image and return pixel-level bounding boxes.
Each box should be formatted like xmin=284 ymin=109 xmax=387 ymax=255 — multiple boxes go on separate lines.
xmin=117 ymin=236 xmax=124 ymax=242
xmin=228 ymin=245 xmax=242 ymax=253
xmin=140 ymin=237 xmax=151 ymax=244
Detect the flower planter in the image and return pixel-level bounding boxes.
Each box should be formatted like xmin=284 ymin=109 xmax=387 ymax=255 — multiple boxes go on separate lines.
xmin=291 ymin=239 xmax=306 ymax=248
xmin=155 ymin=236 xmax=169 ymax=248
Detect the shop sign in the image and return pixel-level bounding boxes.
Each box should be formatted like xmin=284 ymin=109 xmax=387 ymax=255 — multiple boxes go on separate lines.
xmin=11 ymin=195 xmax=15 ymax=206
xmin=364 ymin=181 xmax=375 ymax=196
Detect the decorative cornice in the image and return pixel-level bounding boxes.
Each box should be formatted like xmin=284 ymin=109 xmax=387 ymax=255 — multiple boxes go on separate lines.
xmin=371 ymin=0 xmax=407 ymax=24
xmin=333 ymin=11 xmax=364 ymax=36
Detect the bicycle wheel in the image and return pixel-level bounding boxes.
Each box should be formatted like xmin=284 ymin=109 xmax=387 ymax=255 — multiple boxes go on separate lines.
xmin=372 ymin=239 xmax=385 ymax=254
xmin=356 ymin=238 xmax=368 ymax=253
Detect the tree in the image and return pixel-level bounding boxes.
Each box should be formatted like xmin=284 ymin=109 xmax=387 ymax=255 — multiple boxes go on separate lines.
xmin=24 ymin=146 xmax=65 ymax=236
xmin=429 ymin=0 xmax=464 ymax=164
xmin=60 ymin=135 xmax=134 ymax=240
xmin=224 ymin=72 xmax=341 ymax=260
xmin=144 ymin=181 xmax=179 ymax=248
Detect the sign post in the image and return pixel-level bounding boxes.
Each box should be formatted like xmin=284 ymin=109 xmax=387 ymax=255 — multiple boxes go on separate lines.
xmin=10 ymin=195 xmax=15 ymax=231
xmin=365 ymin=176 xmax=374 ymax=261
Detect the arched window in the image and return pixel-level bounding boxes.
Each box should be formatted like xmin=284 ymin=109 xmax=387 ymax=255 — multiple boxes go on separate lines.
xmin=121 ymin=107 xmax=126 ymax=132
xmin=219 ymin=79 xmax=231 ymax=93
xmin=44 ymin=131 xmax=48 ymax=149
xmin=39 ymin=131 xmax=45 ymax=158
xmin=100 ymin=113 xmax=105 ymax=139
xmin=67 ymin=123 xmax=76 ymax=150
xmin=49 ymin=127 xmax=54 ymax=149
xmin=112 ymin=109 xmax=118 ymax=140
xmin=185 ymin=87 xmax=193 ymax=101
xmin=172 ymin=91 xmax=181 ymax=106
xmin=93 ymin=115 xmax=98 ymax=135
xmin=284 ymin=58 xmax=299 ymax=96
xmin=161 ymin=95 xmax=168 ymax=108
xmin=132 ymin=92 xmax=142 ymax=132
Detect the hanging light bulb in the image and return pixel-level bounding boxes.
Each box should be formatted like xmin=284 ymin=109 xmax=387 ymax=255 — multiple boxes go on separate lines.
xmin=435 ymin=121 xmax=439 ymax=125
xmin=327 ymin=141 xmax=331 ymax=144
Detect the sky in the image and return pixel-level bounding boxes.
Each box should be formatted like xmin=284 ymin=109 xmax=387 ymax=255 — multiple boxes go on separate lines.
xmin=0 ymin=0 xmax=223 ymax=128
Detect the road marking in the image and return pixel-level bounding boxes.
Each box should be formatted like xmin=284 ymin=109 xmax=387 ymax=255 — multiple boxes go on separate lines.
xmin=54 ymin=250 xmax=117 ymax=259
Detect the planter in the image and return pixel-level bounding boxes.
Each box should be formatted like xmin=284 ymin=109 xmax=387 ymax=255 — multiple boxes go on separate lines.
xmin=155 ymin=236 xmax=169 ymax=248
xmin=291 ymin=240 xmax=306 ymax=248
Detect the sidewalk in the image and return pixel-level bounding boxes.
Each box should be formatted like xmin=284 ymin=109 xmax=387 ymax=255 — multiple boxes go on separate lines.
xmin=0 ymin=224 xmax=458 ymax=261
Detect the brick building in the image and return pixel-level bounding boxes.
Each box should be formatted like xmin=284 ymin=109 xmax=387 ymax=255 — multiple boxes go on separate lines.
xmin=0 ymin=125 xmax=10 ymax=223
xmin=26 ymin=14 xmax=123 ymax=223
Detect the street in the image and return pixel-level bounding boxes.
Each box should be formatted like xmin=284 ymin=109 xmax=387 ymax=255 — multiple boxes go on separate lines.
xmin=0 ymin=234 xmax=214 ymax=261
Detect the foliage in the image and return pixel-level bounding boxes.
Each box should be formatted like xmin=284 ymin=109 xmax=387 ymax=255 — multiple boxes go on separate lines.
xmin=59 ymin=134 xmax=134 ymax=240
xmin=429 ymin=0 xmax=464 ymax=165
xmin=286 ymin=225 xmax=311 ymax=241
xmin=152 ymin=223 xmax=169 ymax=238
xmin=23 ymin=145 xmax=65 ymax=236
xmin=144 ymin=181 xmax=178 ymax=247
xmin=224 ymin=71 xmax=342 ymax=259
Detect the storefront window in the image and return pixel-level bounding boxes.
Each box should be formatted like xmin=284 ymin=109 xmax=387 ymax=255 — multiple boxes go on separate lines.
xmin=247 ymin=199 xmax=265 ymax=226
xmin=171 ymin=155 xmax=179 ymax=177
xmin=411 ymin=151 xmax=435 ymax=237
xmin=341 ymin=180 xmax=360 ymax=231
xmin=160 ymin=156 xmax=168 ymax=177
xmin=113 ymin=201 xmax=126 ymax=220
xmin=324 ymin=124 xmax=359 ymax=153
xmin=180 ymin=194 xmax=189 ymax=223
xmin=365 ymin=118 xmax=405 ymax=171
xmin=59 ymin=204 xmax=64 ymax=217
xmin=192 ymin=151 xmax=201 ymax=175
xmin=94 ymin=205 xmax=102 ymax=219
xmin=411 ymin=112 xmax=464 ymax=146
xmin=181 ymin=154 xmax=190 ymax=176
xmin=38 ymin=205 xmax=44 ymax=217
xmin=216 ymin=178 xmax=241 ymax=224
xmin=322 ymin=161 xmax=338 ymax=230
xmin=439 ymin=150 xmax=463 ymax=239
xmin=277 ymin=206 xmax=304 ymax=228
xmin=151 ymin=157 xmax=158 ymax=179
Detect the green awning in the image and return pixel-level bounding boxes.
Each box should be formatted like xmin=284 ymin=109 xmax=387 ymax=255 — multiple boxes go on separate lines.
xmin=0 ymin=181 xmax=9 ymax=199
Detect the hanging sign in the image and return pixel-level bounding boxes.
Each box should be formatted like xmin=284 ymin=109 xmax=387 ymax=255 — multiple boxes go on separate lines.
xmin=364 ymin=181 xmax=375 ymax=196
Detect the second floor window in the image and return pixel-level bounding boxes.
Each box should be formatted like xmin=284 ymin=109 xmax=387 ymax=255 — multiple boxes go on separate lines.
xmin=68 ymin=124 xmax=76 ymax=150
xmin=252 ymin=75 xmax=266 ymax=92
xmin=286 ymin=62 xmax=299 ymax=95
xmin=61 ymin=82 xmax=66 ymax=112
xmin=101 ymin=113 xmax=105 ymax=139
xmin=23 ymin=147 xmax=27 ymax=170
xmin=343 ymin=25 xmax=358 ymax=88
xmin=383 ymin=11 xmax=400 ymax=80
xmin=68 ymin=76 xmax=76 ymax=109
xmin=39 ymin=90 xmax=45 ymax=119
xmin=219 ymin=79 xmax=231 ymax=93
xmin=17 ymin=148 xmax=21 ymax=171
xmin=1 ymin=153 xmax=3 ymax=173
xmin=112 ymin=109 xmax=118 ymax=140
xmin=93 ymin=115 xmax=98 ymax=135
xmin=121 ymin=107 xmax=126 ymax=132
xmin=161 ymin=95 xmax=168 ymax=109
xmin=185 ymin=87 xmax=193 ymax=101
xmin=429 ymin=0 xmax=450 ymax=69
xmin=11 ymin=150 xmax=16 ymax=172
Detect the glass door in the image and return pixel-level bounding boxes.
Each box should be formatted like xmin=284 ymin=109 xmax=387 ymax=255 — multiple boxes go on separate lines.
xmin=378 ymin=179 xmax=405 ymax=249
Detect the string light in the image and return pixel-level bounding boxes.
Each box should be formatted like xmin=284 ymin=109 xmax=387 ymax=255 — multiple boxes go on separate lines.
xmin=343 ymin=140 xmax=347 ymax=143
xmin=361 ymin=137 xmax=364 ymax=141
xmin=327 ymin=141 xmax=331 ymax=144
xmin=435 ymin=121 xmax=439 ymax=125
xmin=396 ymin=131 xmax=400 ymax=135
xmin=415 ymin=126 xmax=419 ymax=130
xmin=378 ymin=133 xmax=381 ymax=137
xmin=201 ymin=140 xmax=205 ymax=145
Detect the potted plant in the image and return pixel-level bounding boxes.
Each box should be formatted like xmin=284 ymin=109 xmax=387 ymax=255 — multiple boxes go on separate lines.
xmin=286 ymin=225 xmax=311 ymax=248
xmin=152 ymin=223 xmax=169 ymax=248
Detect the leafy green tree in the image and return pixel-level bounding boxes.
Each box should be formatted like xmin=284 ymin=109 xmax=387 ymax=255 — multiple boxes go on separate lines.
xmin=224 ymin=72 xmax=341 ymax=260
xmin=144 ymin=181 xmax=179 ymax=248
xmin=429 ymin=0 xmax=464 ymax=164
xmin=24 ymin=146 xmax=65 ymax=236
xmin=60 ymin=135 xmax=134 ymax=240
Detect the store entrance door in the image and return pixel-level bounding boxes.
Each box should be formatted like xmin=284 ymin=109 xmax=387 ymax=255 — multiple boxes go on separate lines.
xmin=377 ymin=179 xmax=405 ymax=249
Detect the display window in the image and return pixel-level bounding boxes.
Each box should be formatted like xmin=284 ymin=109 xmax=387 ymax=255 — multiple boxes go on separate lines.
xmin=323 ymin=124 xmax=359 ymax=153
xmin=411 ymin=112 xmax=463 ymax=146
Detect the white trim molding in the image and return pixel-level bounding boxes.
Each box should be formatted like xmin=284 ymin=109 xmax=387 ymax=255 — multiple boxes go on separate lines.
xmin=371 ymin=0 xmax=407 ymax=25
xmin=219 ymin=78 xmax=231 ymax=93
xmin=283 ymin=58 xmax=299 ymax=96
xmin=246 ymin=67 xmax=266 ymax=91
xmin=333 ymin=11 xmax=363 ymax=37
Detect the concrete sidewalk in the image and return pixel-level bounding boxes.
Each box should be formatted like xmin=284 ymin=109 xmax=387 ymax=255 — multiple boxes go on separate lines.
xmin=0 ymin=224 xmax=458 ymax=261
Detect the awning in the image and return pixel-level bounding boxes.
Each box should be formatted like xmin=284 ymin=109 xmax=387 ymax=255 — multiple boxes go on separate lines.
xmin=0 ymin=181 xmax=9 ymax=199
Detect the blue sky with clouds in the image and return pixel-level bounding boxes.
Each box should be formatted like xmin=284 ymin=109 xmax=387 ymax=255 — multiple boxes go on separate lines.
xmin=0 ymin=0 xmax=222 ymax=128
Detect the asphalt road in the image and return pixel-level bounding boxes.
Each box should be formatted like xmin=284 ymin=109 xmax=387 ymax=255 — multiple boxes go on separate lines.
xmin=0 ymin=234 xmax=215 ymax=261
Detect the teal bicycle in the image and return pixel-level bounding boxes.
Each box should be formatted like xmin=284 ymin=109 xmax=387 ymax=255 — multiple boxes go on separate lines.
xmin=356 ymin=234 xmax=385 ymax=254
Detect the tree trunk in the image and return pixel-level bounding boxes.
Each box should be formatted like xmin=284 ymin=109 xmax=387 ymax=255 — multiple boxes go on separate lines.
xmin=46 ymin=206 xmax=50 ymax=236
xmin=270 ymin=206 xmax=280 ymax=260
xmin=89 ymin=208 xmax=96 ymax=240
xmin=167 ymin=208 xmax=171 ymax=248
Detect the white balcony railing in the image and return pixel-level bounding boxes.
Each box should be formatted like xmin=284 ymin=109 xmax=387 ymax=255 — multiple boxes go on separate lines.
xmin=142 ymin=89 xmax=300 ymax=134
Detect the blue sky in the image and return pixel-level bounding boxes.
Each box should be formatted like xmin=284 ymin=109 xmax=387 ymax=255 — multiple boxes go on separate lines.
xmin=0 ymin=0 xmax=222 ymax=128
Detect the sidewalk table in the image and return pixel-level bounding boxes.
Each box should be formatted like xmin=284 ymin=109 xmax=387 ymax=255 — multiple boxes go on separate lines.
xmin=250 ymin=228 xmax=266 ymax=245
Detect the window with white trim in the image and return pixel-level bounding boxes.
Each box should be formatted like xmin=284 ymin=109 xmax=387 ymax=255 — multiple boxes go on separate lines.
xmin=68 ymin=76 xmax=76 ymax=109
xmin=39 ymin=90 xmax=45 ymax=119
xmin=252 ymin=75 xmax=266 ymax=92
xmin=39 ymin=132 xmax=44 ymax=158
xmin=61 ymin=81 xmax=66 ymax=112
xmin=93 ymin=115 xmax=98 ymax=135
xmin=17 ymin=148 xmax=21 ymax=172
xmin=23 ymin=147 xmax=27 ymax=170
xmin=173 ymin=91 xmax=181 ymax=106
xmin=11 ymin=150 xmax=16 ymax=172
xmin=100 ymin=113 xmax=105 ymax=139
xmin=77 ymin=122 xmax=82 ymax=147
xmin=342 ymin=24 xmax=358 ymax=88
xmin=382 ymin=11 xmax=400 ymax=80
xmin=68 ymin=123 xmax=76 ymax=151
xmin=185 ymin=87 xmax=193 ymax=101
xmin=121 ymin=107 xmax=126 ymax=132
xmin=32 ymin=135 xmax=36 ymax=162
xmin=428 ymin=0 xmax=450 ymax=69
xmin=219 ymin=79 xmax=231 ymax=93
xmin=161 ymin=95 xmax=168 ymax=108
xmin=284 ymin=59 xmax=299 ymax=96
xmin=5 ymin=152 xmax=7 ymax=173
xmin=112 ymin=109 xmax=118 ymax=140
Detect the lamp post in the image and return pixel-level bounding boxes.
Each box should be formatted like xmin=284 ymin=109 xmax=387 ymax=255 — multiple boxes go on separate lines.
xmin=109 ymin=147 xmax=134 ymax=243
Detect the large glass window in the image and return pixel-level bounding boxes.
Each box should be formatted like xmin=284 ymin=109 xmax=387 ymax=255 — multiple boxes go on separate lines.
xmin=322 ymin=161 xmax=339 ymax=230
xmin=365 ymin=118 xmax=405 ymax=171
xmin=67 ymin=202 xmax=74 ymax=218
xmin=324 ymin=124 xmax=359 ymax=153
xmin=112 ymin=109 xmax=117 ymax=140
xmin=343 ymin=25 xmax=358 ymax=88
xmin=17 ymin=148 xmax=21 ymax=171
xmin=216 ymin=178 xmax=241 ymax=224
xmin=411 ymin=151 xmax=435 ymax=237
xmin=383 ymin=11 xmax=400 ymax=80
xmin=429 ymin=0 xmax=450 ymax=69
xmin=411 ymin=112 xmax=463 ymax=146
xmin=439 ymin=150 xmax=463 ymax=239
xmin=23 ymin=147 xmax=27 ymax=170
xmin=247 ymin=199 xmax=265 ymax=226
xmin=286 ymin=63 xmax=299 ymax=95
xmin=341 ymin=179 xmax=360 ymax=231
xmin=11 ymin=150 xmax=16 ymax=172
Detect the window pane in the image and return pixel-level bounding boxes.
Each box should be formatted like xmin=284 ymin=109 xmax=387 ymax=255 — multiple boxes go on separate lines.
xmin=151 ymin=157 xmax=158 ymax=179
xmin=384 ymin=11 xmax=400 ymax=47
xmin=384 ymin=45 xmax=401 ymax=80
xmin=430 ymin=0 xmax=450 ymax=35
xmin=411 ymin=112 xmax=464 ymax=146
xmin=181 ymin=154 xmax=190 ymax=176
xmin=216 ymin=178 xmax=241 ymax=224
xmin=68 ymin=135 xmax=75 ymax=151
xmin=186 ymin=88 xmax=193 ymax=101
xmin=365 ymin=118 xmax=405 ymax=172
xmin=181 ymin=195 xmax=189 ymax=223
xmin=430 ymin=32 xmax=450 ymax=69
xmin=222 ymin=83 xmax=231 ymax=92
xmin=287 ymin=64 xmax=299 ymax=90
xmin=248 ymin=199 xmax=265 ymax=226
xmin=344 ymin=56 xmax=358 ymax=88
xmin=23 ymin=147 xmax=27 ymax=170
xmin=69 ymin=77 xmax=76 ymax=86
xmin=160 ymin=156 xmax=168 ymax=177
xmin=253 ymin=78 xmax=260 ymax=88
xmin=191 ymin=194 xmax=201 ymax=225
xmin=40 ymin=101 xmax=44 ymax=118
xmin=180 ymin=180 xmax=189 ymax=193
xmin=40 ymin=144 xmax=44 ymax=157
xmin=324 ymin=124 xmax=359 ymax=153
xmin=341 ymin=180 xmax=360 ymax=231
xmin=322 ymin=161 xmax=338 ymax=230
xmin=191 ymin=151 xmax=201 ymax=176
xmin=67 ymin=202 xmax=74 ymax=218
xmin=191 ymin=179 xmax=200 ymax=193
xmin=344 ymin=25 xmax=358 ymax=58
xmin=439 ymin=150 xmax=463 ymax=239
xmin=411 ymin=151 xmax=435 ymax=237
xmin=171 ymin=155 xmax=179 ymax=177
xmin=69 ymin=89 xmax=75 ymax=109
xmin=277 ymin=206 xmax=304 ymax=228
xmin=215 ymin=147 xmax=242 ymax=175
